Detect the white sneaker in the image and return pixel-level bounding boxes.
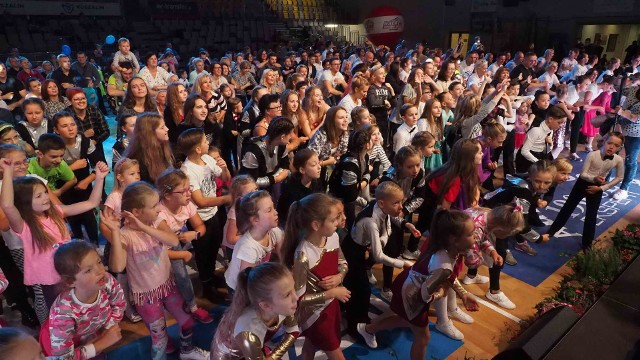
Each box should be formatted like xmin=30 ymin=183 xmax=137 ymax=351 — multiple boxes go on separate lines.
xmin=448 ymin=307 xmax=474 ymax=324
xmin=185 ymin=265 xmax=198 ymax=276
xmin=180 ymin=347 xmax=210 ymax=360
xmin=435 ymin=319 xmax=464 ymax=340
xmin=367 ymin=269 xmax=377 ymax=285
xmin=357 ymin=323 xmax=378 ymax=348
xmin=613 ymin=189 xmax=628 ymax=201
xmin=125 ymin=309 xmax=142 ymax=323
xmin=486 ymin=291 xmax=516 ymax=310
xmin=402 ymin=249 xmax=420 ymax=260
xmin=461 ymin=274 xmax=489 ymax=285
xmin=380 ymin=289 xmax=393 ymax=302
xmin=570 ymin=153 xmax=582 ymax=162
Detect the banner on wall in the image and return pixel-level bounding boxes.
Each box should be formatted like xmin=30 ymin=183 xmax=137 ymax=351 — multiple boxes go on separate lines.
xmin=0 ymin=1 xmax=121 ymax=16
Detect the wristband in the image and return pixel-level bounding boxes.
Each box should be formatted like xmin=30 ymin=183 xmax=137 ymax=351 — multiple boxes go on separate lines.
xmin=194 ymin=231 xmax=200 ymax=241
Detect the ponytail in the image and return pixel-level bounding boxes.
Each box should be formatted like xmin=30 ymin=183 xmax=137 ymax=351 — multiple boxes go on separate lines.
xmin=212 ymin=263 xmax=291 ymax=355
xmin=281 ymin=193 xmax=340 ymax=268
xmin=417 ymin=208 xmax=471 ymax=264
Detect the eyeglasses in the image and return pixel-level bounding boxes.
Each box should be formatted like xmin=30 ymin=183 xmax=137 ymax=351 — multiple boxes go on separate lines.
xmin=268 ymin=105 xmax=282 ymax=110
xmin=12 ymin=159 xmax=29 ymax=167
xmin=171 ymin=185 xmax=194 ymax=194
xmin=73 ymin=97 xmax=87 ymax=102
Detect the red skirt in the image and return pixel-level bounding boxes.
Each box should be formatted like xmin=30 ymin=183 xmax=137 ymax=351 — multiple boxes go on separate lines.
xmin=514 ymin=132 xmax=526 ymax=149
xmin=389 ymin=269 xmax=430 ymax=327
xmin=302 ymin=299 xmax=342 ymax=351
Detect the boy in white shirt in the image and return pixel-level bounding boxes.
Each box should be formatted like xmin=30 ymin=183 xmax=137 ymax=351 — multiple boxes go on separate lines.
xmin=393 ymin=104 xmax=419 ymax=154
xmin=178 ymin=128 xmax=231 ymax=302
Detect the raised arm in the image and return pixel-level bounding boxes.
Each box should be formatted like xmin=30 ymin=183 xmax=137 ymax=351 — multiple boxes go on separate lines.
xmin=0 ymin=159 xmax=24 ymax=233
xmin=61 ymin=162 xmax=109 ymax=217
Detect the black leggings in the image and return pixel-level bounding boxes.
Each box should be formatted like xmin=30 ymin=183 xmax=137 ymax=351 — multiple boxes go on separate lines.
xmin=342 ymin=235 xmax=371 ymax=333
xmin=570 ymin=109 xmax=585 ymax=154
xmin=548 ymin=178 xmax=602 ymax=249
xmin=467 ymin=236 xmax=508 ymax=291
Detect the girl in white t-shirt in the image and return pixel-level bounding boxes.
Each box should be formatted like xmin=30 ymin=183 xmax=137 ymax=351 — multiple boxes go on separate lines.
xmin=101 ymin=157 xmax=142 ymax=323
xmin=155 ymin=168 xmax=212 ymax=324
xmin=224 ymin=190 xmax=283 ymax=291
xmin=178 ymin=128 xmax=231 ymax=303
xmin=223 ymin=175 xmax=257 ymax=262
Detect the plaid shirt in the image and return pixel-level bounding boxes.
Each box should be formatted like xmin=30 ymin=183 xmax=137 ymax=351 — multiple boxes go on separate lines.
xmin=66 ymin=105 xmax=110 ymax=144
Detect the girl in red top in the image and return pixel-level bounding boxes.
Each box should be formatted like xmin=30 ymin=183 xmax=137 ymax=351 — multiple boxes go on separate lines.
xmin=414 ymin=139 xmax=483 ymax=235
xmin=281 ymin=193 xmax=350 ymax=360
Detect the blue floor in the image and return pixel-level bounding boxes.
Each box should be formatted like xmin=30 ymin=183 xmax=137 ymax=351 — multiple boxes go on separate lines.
xmin=502 ymin=151 xmax=640 ymax=286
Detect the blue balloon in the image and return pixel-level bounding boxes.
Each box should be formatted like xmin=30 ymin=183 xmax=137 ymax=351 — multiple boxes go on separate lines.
xmin=105 ymin=35 xmax=116 ymax=45
xmin=61 ymin=45 xmax=71 ymax=56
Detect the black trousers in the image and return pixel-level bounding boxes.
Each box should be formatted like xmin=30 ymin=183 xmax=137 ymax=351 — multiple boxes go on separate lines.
xmin=377 ymin=117 xmax=390 ymax=153
xmin=188 ymin=211 xmax=224 ymax=286
xmin=494 ymin=130 xmax=516 ymax=176
xmin=343 ymin=201 xmax=357 ymax=236
xmin=548 ymin=178 xmax=602 ymax=249
xmin=570 ymin=109 xmax=585 ymax=154
xmin=382 ymin=225 xmax=403 ymax=290
xmin=68 ymin=210 xmax=99 ymax=245
xmin=342 ymin=234 xmax=371 ymax=334
xmin=0 ymin=240 xmax=33 ymax=312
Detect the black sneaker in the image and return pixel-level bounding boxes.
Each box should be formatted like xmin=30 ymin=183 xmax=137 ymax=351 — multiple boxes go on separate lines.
xmin=20 ymin=308 xmax=40 ymax=328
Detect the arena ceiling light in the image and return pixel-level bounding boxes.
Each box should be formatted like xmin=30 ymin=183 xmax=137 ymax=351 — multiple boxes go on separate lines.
xmin=325 ymin=24 xmax=339 ymax=28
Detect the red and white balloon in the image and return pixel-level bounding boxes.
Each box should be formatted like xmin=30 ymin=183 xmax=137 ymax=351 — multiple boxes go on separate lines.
xmin=363 ymin=6 xmax=404 ymax=47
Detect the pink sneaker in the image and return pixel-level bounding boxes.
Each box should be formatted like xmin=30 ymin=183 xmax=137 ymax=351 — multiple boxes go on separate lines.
xmin=166 ymin=340 xmax=177 ymax=354
xmin=191 ymin=307 xmax=214 ymax=324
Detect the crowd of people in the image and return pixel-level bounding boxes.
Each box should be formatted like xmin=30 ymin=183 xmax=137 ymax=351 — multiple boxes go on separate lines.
xmin=0 ymin=33 xmax=639 ymax=360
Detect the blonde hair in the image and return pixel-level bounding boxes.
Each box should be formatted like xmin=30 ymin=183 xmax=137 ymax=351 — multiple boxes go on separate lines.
xmin=351 ymin=106 xmax=373 ymax=127
xmin=235 ymin=190 xmax=272 ymax=233
xmin=452 ymin=95 xmax=482 ymax=128
xmin=192 ymin=73 xmax=213 ymax=96
xmin=553 ymin=157 xmax=573 ymax=173
xmin=375 ymin=181 xmax=404 ymax=201
xmin=121 ymin=181 xmax=158 ymax=213
xmin=487 ymin=204 xmax=525 ymax=236
xmin=229 ymin=175 xmax=257 ymax=204
xmin=113 ymin=158 xmax=140 ymax=191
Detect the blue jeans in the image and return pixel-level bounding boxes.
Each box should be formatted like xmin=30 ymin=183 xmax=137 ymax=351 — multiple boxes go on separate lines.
xmin=170 ymin=258 xmax=196 ymax=310
xmin=621 ymin=135 xmax=640 ymax=190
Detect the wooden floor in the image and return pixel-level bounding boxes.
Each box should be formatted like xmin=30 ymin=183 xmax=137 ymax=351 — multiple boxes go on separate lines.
xmin=446 ymin=204 xmax=640 ymax=360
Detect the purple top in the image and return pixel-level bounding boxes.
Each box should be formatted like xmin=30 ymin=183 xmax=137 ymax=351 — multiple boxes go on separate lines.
xmin=478 ymin=142 xmax=492 ymax=183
